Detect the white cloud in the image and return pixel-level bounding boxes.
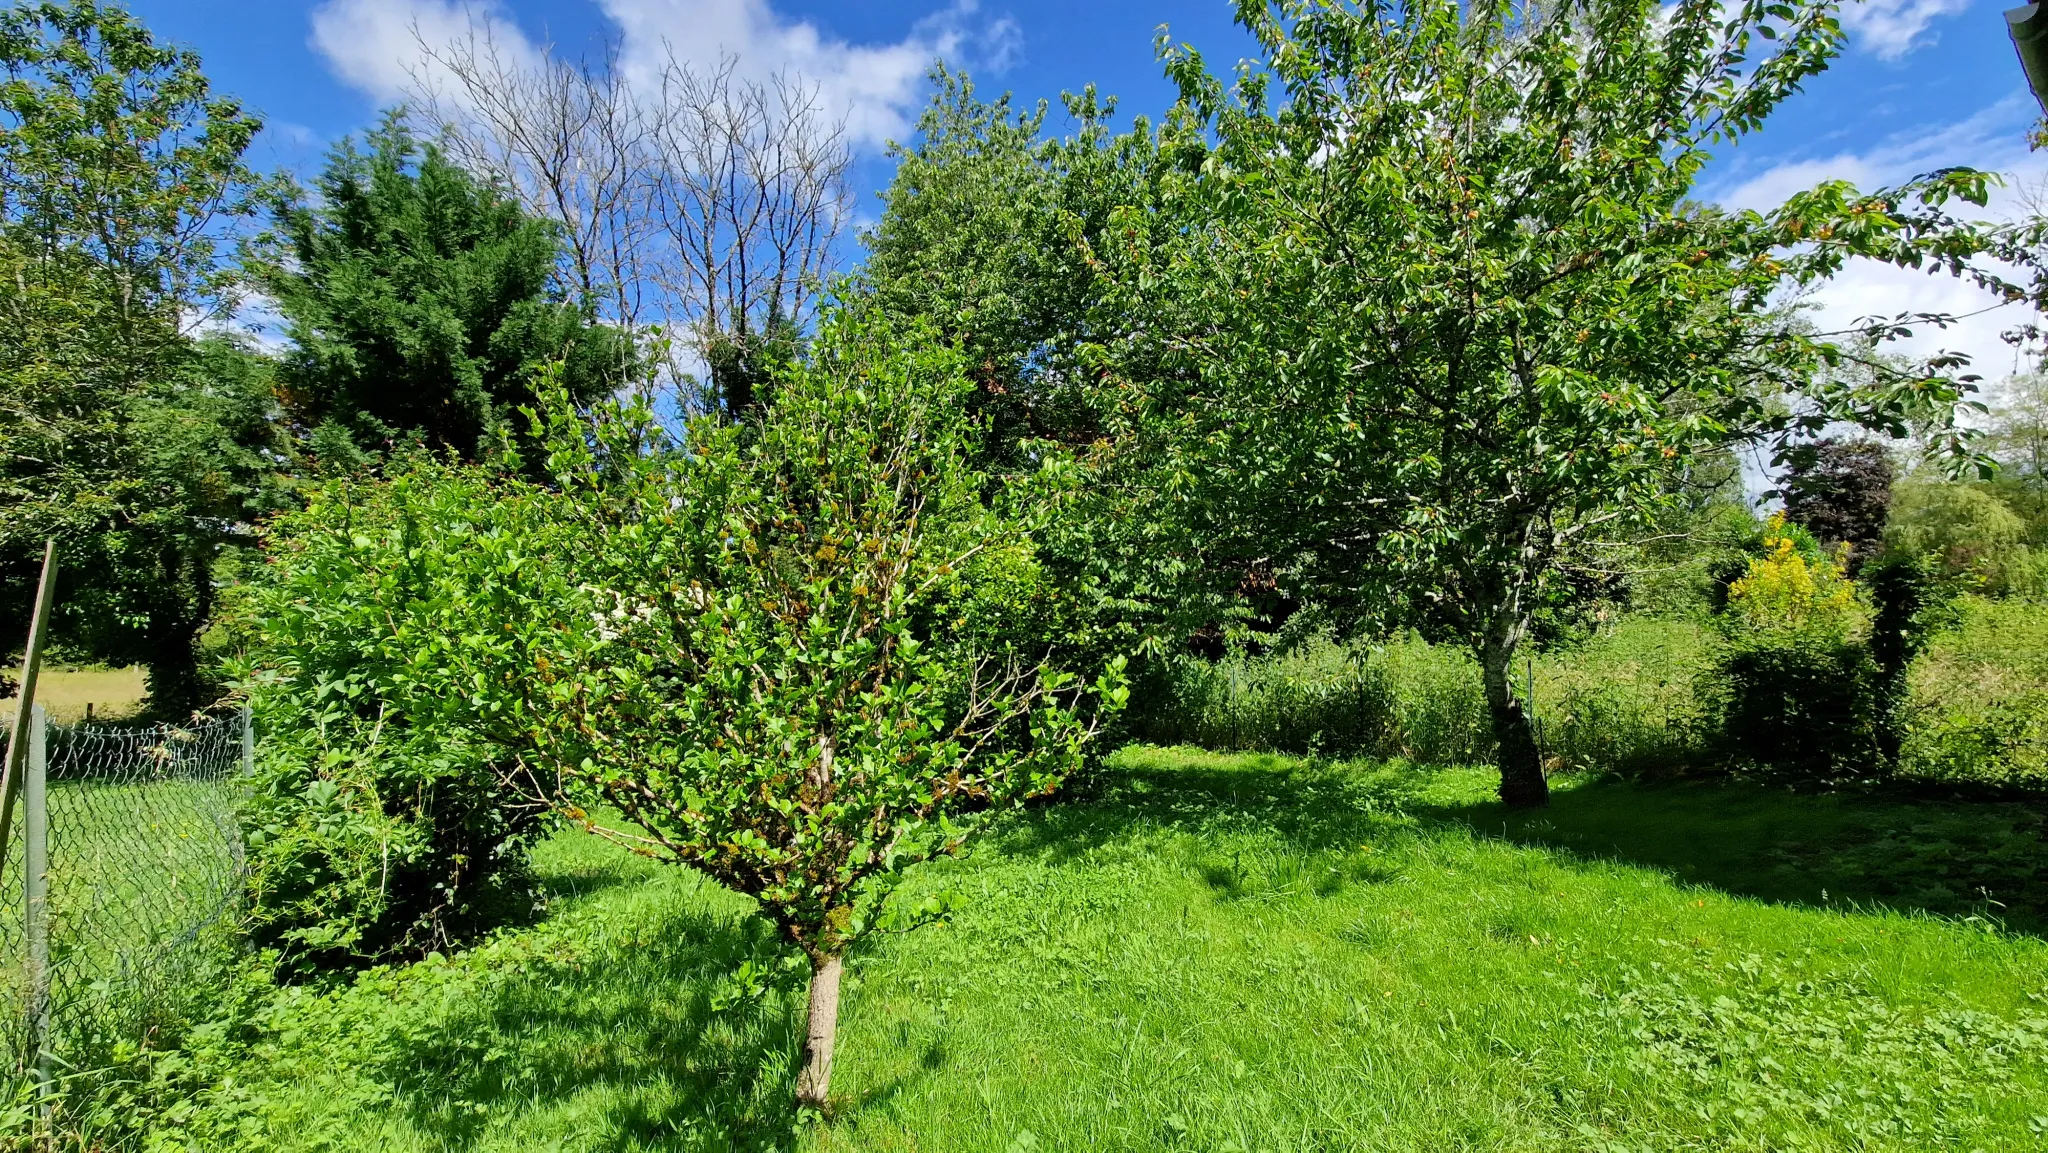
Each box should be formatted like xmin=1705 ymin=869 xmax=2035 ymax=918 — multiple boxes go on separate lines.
xmin=1710 ymin=95 xmax=2048 ymax=381
xmin=1839 ymin=0 xmax=1972 ymax=61
xmin=308 ymin=0 xmax=1021 ymax=150
xmin=310 ymin=0 xmax=541 ymax=106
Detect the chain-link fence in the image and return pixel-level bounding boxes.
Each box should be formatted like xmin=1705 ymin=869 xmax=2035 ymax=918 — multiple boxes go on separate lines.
xmin=0 ymin=705 xmax=248 ymax=1090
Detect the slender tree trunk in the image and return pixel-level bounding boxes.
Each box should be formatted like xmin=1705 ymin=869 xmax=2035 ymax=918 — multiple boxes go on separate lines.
xmin=1478 ymin=611 xmax=1548 ymax=809
xmin=794 ymin=950 xmax=843 ymax=1112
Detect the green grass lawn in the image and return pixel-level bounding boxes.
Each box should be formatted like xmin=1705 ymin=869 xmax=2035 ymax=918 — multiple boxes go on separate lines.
xmin=0 ymin=666 xmax=148 ymax=725
xmin=145 ymin=747 xmax=2048 ymax=1152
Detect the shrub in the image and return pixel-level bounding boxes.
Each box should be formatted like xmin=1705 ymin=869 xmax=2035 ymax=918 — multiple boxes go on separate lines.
xmin=228 ymin=456 xmax=568 ymax=971
xmin=1714 ymin=514 xmax=1880 ymax=779
xmin=1885 ymin=480 xmax=2038 ymax=596
xmin=1717 ymin=638 xmax=1881 ymax=779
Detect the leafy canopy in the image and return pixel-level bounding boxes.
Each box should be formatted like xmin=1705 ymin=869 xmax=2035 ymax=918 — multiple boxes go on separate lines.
xmin=518 ymin=302 xmax=1127 ymax=961
xmin=1082 ymin=0 xmax=2041 ymax=802
xmin=0 ymin=0 xmax=277 ymax=708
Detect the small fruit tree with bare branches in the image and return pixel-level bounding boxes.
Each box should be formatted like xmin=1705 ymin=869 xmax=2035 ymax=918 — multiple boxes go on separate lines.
xmin=517 ymin=303 xmax=1126 ymax=1111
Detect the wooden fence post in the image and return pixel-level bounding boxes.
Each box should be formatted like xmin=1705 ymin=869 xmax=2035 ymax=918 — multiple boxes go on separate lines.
xmin=0 ymin=540 xmax=59 ymax=894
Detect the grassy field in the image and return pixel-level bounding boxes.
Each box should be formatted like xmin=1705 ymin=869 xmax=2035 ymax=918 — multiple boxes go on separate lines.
xmin=1 ymin=666 xmax=148 ymax=725
xmin=141 ymin=747 xmax=2048 ymax=1152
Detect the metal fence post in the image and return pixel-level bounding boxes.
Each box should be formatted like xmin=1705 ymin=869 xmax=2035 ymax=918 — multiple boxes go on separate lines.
xmin=234 ymin=706 xmax=254 ymax=874
xmin=24 ymin=703 xmax=51 ymax=1110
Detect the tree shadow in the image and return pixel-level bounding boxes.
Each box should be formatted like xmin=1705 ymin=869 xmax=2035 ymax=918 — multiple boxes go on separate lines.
xmin=1424 ymin=774 xmax=2048 ymax=936
xmin=1008 ymin=749 xmax=1425 ymax=861
xmin=1016 ymin=747 xmax=2048 ymax=936
xmin=376 ymin=903 xmax=806 ymax=1151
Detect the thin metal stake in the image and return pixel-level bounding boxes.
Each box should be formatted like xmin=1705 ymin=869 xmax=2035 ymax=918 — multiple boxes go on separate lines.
xmin=233 ymin=707 xmax=254 ymax=874
xmin=24 ymin=703 xmax=50 ymax=1112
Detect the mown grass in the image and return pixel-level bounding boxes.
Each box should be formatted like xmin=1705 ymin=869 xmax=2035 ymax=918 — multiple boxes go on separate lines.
xmin=141 ymin=747 xmax=2048 ymax=1152
xmin=1 ymin=666 xmax=148 ymax=725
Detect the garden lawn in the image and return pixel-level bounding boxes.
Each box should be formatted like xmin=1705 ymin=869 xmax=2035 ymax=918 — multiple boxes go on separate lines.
xmin=144 ymin=747 xmax=2048 ymax=1152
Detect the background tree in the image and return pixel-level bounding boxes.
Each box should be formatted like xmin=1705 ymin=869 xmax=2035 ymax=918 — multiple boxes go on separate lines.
xmin=64 ymin=336 xmax=294 ymax=709
xmin=1886 ymin=478 xmax=2035 ymax=593
xmin=865 ymin=73 xmax=1271 ymax=669
xmin=1981 ymin=371 xmax=2048 ymax=545
xmin=0 ymin=0 xmax=275 ymax=710
xmin=1086 ymin=0 xmax=2041 ymax=806
xmin=1780 ymin=438 xmax=1895 ymax=570
xmin=254 ymin=113 xmax=626 ymax=464
xmin=865 ymin=73 xmax=1150 ymax=462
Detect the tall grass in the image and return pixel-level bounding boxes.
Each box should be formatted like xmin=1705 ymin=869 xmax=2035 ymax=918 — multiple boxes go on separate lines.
xmin=1129 ymin=634 xmax=1490 ymax=763
xmin=1131 ymin=619 xmax=1716 ymax=772
xmin=1901 ymin=596 xmax=2048 ymax=788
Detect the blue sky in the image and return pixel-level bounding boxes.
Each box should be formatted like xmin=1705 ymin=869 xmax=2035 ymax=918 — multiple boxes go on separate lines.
xmin=132 ymin=0 xmax=2046 ymax=376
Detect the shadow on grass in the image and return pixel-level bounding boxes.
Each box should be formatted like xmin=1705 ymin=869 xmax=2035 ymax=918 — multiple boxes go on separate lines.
xmin=1010 ymin=752 xmax=1423 ymax=860
xmin=1431 ymin=774 xmax=2048 ymax=935
xmin=1022 ymin=748 xmax=2048 ymax=936
xmin=378 ymin=902 xmax=805 ymax=1151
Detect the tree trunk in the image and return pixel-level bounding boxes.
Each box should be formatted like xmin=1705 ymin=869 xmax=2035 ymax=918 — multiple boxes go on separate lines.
xmin=794 ymin=950 xmax=843 ymax=1113
xmin=1479 ymin=614 xmax=1548 ymax=809
xmin=142 ymin=541 xmax=212 ymax=718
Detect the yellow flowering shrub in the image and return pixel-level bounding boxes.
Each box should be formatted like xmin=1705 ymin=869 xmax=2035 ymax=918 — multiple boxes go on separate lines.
xmin=1726 ymin=513 xmax=1861 ymax=636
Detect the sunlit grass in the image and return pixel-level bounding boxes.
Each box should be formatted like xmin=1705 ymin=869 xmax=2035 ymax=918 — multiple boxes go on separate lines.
xmin=147 ymin=747 xmax=2048 ymax=1152
xmin=1 ymin=666 xmax=148 ymax=725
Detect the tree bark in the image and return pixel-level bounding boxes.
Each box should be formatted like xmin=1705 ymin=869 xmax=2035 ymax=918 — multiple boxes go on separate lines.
xmin=794 ymin=950 xmax=843 ymax=1113
xmin=1479 ymin=614 xmax=1548 ymax=809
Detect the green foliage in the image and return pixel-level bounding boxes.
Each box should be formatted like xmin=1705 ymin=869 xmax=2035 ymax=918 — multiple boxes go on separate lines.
xmin=1717 ymin=638 xmax=1881 ymax=780
xmin=515 ymin=303 xmax=1126 ymax=967
xmin=1713 ymin=514 xmax=1883 ymax=780
xmin=1863 ymin=551 xmax=1939 ymax=765
xmin=0 ymin=0 xmax=275 ymax=711
xmin=1624 ymin=500 xmax=1766 ymax=620
xmin=0 ymin=0 xmax=261 ymax=336
xmin=865 ymin=71 xmax=1143 ymax=466
xmin=1886 ymin=478 xmax=2044 ymax=597
xmin=66 ymin=336 xmax=295 ymax=708
xmin=119 ymin=750 xmax=2048 ymax=1151
xmin=254 ymin=112 xmax=626 ymax=464
xmin=1983 ymin=372 xmax=2048 ymax=527
xmin=1135 ymin=618 xmax=1716 ymax=774
xmin=1083 ymin=0 xmax=2037 ymax=806
xmin=863 ymin=72 xmax=1214 ymax=679
xmin=228 ymin=456 xmax=566 ymax=970
xmin=1533 ymin=619 xmax=1720 ymax=774
xmin=1130 ymin=635 xmax=1490 ymax=764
